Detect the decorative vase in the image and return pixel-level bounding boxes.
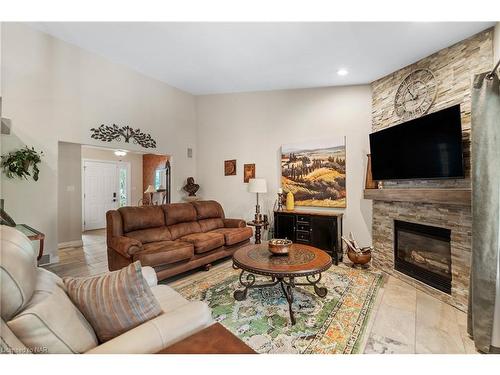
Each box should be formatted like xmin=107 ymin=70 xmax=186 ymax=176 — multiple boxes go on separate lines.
xmin=286 ymin=192 xmax=295 ymax=211
xmin=365 ymin=154 xmax=378 ymax=189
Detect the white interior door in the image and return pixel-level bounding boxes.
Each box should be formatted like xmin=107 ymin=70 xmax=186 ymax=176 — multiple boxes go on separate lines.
xmin=83 ymin=161 xmax=119 ymax=231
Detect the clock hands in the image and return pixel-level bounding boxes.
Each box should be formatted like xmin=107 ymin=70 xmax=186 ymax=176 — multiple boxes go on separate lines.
xmin=406 ymin=85 xmax=421 ymax=101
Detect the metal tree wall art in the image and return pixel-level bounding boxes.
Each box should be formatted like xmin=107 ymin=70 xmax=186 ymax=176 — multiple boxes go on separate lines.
xmin=90 ymin=124 xmax=157 ymax=148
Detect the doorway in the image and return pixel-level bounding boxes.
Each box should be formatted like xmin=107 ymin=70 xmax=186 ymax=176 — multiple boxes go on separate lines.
xmin=57 ymin=141 xmax=170 ymax=248
xmin=83 ymin=160 xmax=131 ymax=230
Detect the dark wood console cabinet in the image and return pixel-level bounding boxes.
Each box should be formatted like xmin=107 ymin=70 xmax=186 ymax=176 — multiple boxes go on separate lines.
xmin=274 ymin=210 xmax=343 ymax=265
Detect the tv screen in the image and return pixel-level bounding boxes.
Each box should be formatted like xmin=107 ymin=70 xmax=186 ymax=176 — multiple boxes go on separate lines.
xmin=369 ymin=105 xmax=464 ymax=180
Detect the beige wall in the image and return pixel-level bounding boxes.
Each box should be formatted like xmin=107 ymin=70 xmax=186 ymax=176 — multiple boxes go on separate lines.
xmin=81 ymin=146 xmax=144 ymax=206
xmin=58 ymin=142 xmax=82 ymax=245
xmin=195 ymin=85 xmax=373 ymax=246
xmin=1 ymin=23 xmax=197 ymax=262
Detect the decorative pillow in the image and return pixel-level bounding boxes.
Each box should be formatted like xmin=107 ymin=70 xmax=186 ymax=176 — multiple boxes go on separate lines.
xmin=63 ymin=261 xmax=162 ymax=342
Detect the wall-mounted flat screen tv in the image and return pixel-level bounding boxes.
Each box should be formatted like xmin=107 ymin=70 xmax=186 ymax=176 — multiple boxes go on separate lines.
xmin=369 ymin=105 xmax=464 ymax=180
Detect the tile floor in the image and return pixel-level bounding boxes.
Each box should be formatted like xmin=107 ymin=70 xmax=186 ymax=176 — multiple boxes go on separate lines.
xmin=43 ymin=229 xmax=478 ymax=354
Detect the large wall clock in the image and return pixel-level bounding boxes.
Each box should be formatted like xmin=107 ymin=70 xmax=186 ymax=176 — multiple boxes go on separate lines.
xmin=394 ymin=68 xmax=437 ymax=120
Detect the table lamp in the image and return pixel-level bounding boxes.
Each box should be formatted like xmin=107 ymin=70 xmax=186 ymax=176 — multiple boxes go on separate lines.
xmin=248 ymin=178 xmax=267 ymax=222
xmin=144 ymin=185 xmax=156 ymax=205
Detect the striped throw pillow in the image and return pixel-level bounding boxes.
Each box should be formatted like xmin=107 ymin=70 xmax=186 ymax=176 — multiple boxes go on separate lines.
xmin=63 ymin=261 xmax=162 ymax=342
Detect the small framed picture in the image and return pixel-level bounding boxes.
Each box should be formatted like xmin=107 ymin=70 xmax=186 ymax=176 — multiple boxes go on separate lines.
xmin=243 ymin=164 xmax=255 ymax=183
xmin=224 ymin=159 xmax=237 ymax=176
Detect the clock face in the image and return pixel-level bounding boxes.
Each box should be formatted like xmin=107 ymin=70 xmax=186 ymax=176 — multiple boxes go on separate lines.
xmin=394 ymin=69 xmax=437 ymax=120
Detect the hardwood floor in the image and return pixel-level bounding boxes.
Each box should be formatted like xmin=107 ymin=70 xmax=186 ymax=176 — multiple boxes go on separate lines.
xmin=43 ymin=229 xmax=478 ymax=354
xmin=44 ymin=230 xmax=109 ymax=278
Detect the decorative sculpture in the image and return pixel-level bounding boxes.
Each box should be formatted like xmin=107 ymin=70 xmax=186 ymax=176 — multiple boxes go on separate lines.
xmin=90 ymin=124 xmax=157 ymax=148
xmin=183 ymin=177 xmax=199 ymax=197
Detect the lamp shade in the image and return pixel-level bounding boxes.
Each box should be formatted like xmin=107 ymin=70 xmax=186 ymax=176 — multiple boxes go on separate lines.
xmin=144 ymin=185 xmax=156 ymax=194
xmin=247 ymin=178 xmax=267 ymax=193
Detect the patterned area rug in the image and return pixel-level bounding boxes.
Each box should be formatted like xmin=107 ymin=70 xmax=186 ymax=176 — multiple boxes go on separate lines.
xmin=172 ymin=263 xmax=382 ymax=354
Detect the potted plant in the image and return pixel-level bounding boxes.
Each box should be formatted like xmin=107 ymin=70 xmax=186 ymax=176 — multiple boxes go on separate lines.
xmin=1 ymin=146 xmax=44 ymax=181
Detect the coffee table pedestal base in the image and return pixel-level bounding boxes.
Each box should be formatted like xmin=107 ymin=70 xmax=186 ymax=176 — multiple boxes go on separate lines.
xmin=233 ymin=270 xmax=328 ymax=325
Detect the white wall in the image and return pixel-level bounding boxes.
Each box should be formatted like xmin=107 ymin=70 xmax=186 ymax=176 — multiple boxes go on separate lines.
xmin=58 ymin=142 xmax=82 ymax=245
xmin=1 ymin=23 xmax=197 ymax=262
xmin=195 ymin=85 xmax=373 ymax=246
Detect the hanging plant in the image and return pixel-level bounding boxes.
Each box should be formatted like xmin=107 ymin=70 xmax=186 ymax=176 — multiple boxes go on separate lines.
xmin=0 ymin=146 xmax=44 ymax=181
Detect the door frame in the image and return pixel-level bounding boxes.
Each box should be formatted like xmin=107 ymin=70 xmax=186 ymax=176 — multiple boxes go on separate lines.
xmin=82 ymin=158 xmax=131 ymax=232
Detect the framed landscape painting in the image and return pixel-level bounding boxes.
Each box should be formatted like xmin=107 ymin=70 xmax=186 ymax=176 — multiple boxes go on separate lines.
xmin=281 ymin=137 xmax=346 ymax=208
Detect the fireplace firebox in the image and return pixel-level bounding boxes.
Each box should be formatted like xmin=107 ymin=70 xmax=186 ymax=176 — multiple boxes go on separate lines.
xmin=394 ymin=220 xmax=452 ymax=294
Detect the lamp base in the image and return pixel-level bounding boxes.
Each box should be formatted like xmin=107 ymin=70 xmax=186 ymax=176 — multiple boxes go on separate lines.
xmin=254 ymin=203 xmax=263 ymax=223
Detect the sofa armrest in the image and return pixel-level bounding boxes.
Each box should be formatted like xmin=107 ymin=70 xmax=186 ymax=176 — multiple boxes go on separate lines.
xmin=223 ymin=219 xmax=246 ymax=228
xmin=141 ymin=266 xmax=158 ymax=287
xmin=108 ymin=236 xmax=142 ymax=258
xmin=85 ymin=301 xmax=213 ymax=354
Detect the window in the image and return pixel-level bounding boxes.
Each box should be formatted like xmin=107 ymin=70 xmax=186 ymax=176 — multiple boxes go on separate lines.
xmin=155 ymin=169 xmax=163 ymax=190
xmin=119 ymin=166 xmax=128 ymax=207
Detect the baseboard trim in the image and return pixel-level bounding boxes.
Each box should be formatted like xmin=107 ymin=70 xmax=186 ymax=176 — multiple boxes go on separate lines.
xmin=58 ymin=240 xmax=83 ymax=249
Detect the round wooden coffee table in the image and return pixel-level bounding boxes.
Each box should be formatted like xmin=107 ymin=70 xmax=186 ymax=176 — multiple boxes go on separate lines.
xmin=232 ymin=242 xmax=332 ymax=325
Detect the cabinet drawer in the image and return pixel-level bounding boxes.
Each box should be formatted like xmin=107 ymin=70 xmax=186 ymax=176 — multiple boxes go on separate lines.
xmin=296 ymin=231 xmax=310 ymax=242
xmin=296 ymin=215 xmax=311 ymax=223
xmin=297 ymin=223 xmax=310 ymax=232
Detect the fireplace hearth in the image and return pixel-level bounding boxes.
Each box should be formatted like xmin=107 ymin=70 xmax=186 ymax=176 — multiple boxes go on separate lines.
xmin=394 ymin=220 xmax=452 ymax=294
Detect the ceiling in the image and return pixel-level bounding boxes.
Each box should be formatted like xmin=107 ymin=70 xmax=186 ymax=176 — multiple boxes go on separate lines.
xmin=30 ymin=22 xmax=495 ymax=95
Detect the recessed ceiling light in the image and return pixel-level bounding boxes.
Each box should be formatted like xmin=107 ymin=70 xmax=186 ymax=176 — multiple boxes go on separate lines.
xmin=114 ymin=150 xmax=127 ymax=157
xmin=337 ymin=69 xmax=349 ymax=76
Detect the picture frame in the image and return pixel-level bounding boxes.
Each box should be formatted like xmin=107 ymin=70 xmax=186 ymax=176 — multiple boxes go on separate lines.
xmin=243 ymin=163 xmax=255 ymax=183
xmin=281 ymin=137 xmax=346 ymax=208
xmin=224 ymin=159 xmax=237 ymax=176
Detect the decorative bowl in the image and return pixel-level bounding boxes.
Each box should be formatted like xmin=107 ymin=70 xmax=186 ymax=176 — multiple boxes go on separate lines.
xmin=347 ymin=247 xmax=372 ymax=268
xmin=268 ymin=239 xmax=293 ymax=255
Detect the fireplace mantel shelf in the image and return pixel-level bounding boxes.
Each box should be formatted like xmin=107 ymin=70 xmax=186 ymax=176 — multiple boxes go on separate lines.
xmin=363 ymin=188 xmax=471 ymax=206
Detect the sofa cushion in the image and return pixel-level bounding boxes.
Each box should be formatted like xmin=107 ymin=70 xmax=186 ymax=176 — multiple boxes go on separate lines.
xmin=85 ymin=301 xmax=212 ymax=354
xmin=191 ymin=200 xmax=224 ymax=220
xmin=198 ymin=218 xmax=224 ymax=232
xmin=162 ymin=203 xmax=197 ymax=225
xmin=180 ymin=232 xmax=225 ymax=254
xmin=133 ymin=241 xmax=194 ymax=267
xmin=1 ymin=318 xmax=31 ymax=354
xmin=7 ymin=268 xmax=98 ymax=354
xmin=63 ymin=262 xmax=162 ymax=343
xmin=125 ymin=227 xmax=172 ymax=244
xmin=119 ymin=206 xmax=165 ymax=233
xmin=168 ymin=221 xmax=202 ymax=240
xmin=151 ymin=285 xmax=189 ymax=313
xmin=211 ymin=227 xmax=253 ymax=246
xmin=0 ymin=226 xmax=38 ymax=321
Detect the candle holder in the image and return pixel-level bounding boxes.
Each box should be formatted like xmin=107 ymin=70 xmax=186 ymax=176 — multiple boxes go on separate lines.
xmin=277 ymin=192 xmax=284 ymax=211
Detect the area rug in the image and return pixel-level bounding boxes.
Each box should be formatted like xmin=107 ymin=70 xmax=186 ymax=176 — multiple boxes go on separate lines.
xmin=172 ymin=262 xmax=383 ymax=354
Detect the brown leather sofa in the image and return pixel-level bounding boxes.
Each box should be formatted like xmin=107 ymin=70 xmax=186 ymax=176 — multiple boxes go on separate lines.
xmin=106 ymin=200 xmax=253 ymax=280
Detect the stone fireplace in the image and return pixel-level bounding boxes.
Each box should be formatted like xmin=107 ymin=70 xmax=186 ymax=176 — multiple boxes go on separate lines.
xmin=394 ymin=220 xmax=452 ymax=294
xmin=368 ymin=29 xmax=491 ymax=312
xmin=372 ymin=200 xmax=471 ymax=311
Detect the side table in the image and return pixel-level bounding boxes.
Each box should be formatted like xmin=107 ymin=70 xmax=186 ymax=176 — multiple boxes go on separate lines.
xmin=157 ymin=323 xmax=256 ymax=354
xmin=15 ymin=224 xmax=45 ymax=260
xmin=246 ymin=220 xmax=268 ymax=244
